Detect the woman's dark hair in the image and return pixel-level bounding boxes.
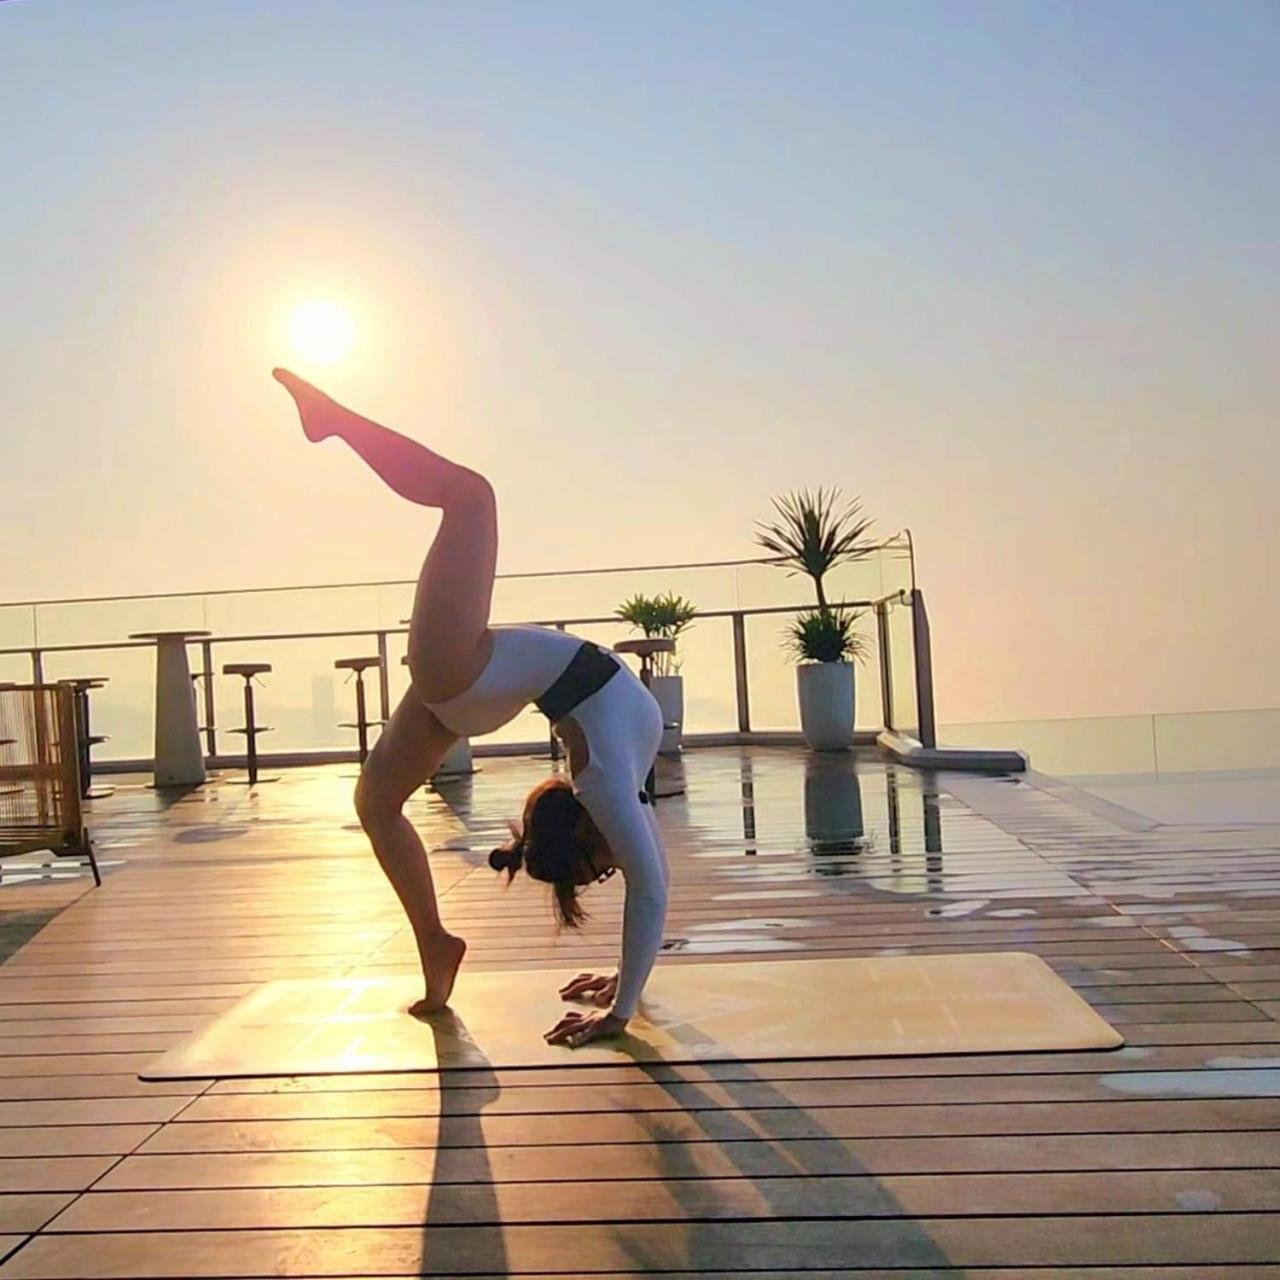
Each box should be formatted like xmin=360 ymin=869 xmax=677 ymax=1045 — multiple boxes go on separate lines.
xmin=489 ymin=776 xmax=596 ymax=928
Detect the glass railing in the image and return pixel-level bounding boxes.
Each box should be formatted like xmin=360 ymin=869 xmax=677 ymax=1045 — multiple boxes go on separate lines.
xmin=873 ymin=583 xmax=936 ymax=749
xmin=880 ymin=591 xmax=919 ymax=742
xmin=1 ymin=535 xmax=917 ymax=762
xmin=939 ymin=708 xmax=1280 ymax=778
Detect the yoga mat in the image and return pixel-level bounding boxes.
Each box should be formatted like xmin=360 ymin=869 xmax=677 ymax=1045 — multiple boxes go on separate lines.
xmin=142 ymin=952 xmax=1123 ymax=1079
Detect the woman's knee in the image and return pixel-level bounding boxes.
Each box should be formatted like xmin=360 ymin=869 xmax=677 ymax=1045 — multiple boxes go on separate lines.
xmin=447 ymin=466 xmax=495 ymax=514
xmin=354 ymin=765 xmax=407 ymax=834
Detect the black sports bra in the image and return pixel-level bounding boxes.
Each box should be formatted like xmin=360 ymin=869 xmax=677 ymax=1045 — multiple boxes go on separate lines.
xmin=534 ymin=641 xmax=620 ymax=724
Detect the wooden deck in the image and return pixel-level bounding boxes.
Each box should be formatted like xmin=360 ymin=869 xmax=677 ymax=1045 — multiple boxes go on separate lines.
xmin=1 ymin=747 xmax=1278 ymax=1277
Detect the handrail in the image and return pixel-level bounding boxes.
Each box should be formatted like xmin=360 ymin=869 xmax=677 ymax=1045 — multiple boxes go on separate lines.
xmin=0 ymin=532 xmax=912 ymax=611
xmin=0 ymin=555 xmax=790 ymax=611
xmin=0 ymin=599 xmax=878 ymax=658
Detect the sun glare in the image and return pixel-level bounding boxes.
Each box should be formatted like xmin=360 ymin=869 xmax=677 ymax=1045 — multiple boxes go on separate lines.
xmin=288 ymin=300 xmax=358 ymax=366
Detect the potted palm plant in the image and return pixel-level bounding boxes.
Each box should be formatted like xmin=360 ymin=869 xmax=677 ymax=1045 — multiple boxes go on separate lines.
xmin=616 ymin=591 xmax=697 ymax=755
xmin=756 ymin=488 xmax=878 ymax=751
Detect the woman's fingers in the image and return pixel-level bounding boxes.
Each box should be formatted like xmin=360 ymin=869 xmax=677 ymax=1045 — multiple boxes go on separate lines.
xmin=560 ymin=972 xmax=614 ymax=1001
xmin=545 ymin=1011 xmax=626 ymax=1048
xmin=543 ymin=1012 xmax=585 ymax=1043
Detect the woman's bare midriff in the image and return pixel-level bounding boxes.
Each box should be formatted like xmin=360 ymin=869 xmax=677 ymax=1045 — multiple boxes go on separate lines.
xmin=556 ymin=714 xmax=591 ymax=779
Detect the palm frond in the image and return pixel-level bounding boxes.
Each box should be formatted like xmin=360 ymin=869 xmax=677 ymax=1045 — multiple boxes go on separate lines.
xmin=754 ymin=488 xmax=878 ymax=603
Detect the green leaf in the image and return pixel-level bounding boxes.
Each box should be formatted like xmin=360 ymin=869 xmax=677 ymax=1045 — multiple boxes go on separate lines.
xmin=781 ymin=606 xmax=870 ymax=665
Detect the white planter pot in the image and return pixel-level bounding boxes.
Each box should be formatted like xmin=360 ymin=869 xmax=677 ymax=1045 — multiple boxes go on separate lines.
xmin=796 ymin=661 xmax=855 ymax=751
xmin=433 ymin=736 xmax=474 ymax=779
xmin=650 ymin=675 xmax=684 ymax=756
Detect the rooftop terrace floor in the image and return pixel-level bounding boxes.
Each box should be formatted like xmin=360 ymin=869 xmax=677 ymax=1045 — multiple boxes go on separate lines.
xmin=1 ymin=746 xmax=1279 ymax=1277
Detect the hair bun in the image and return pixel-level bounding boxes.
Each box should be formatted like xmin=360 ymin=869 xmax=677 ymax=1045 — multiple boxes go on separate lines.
xmin=489 ymin=844 xmax=523 ymax=873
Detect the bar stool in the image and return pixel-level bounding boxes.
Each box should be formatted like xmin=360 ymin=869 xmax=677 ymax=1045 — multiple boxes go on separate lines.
xmin=0 ymin=684 xmax=14 ymax=798
xmin=335 ymin=656 xmax=385 ymax=764
xmin=399 ymin=655 xmax=475 ymax=780
xmin=613 ymin=639 xmax=682 ymax=801
xmin=222 ymin=663 xmax=277 ymax=787
xmin=61 ymin=677 xmax=113 ymax=799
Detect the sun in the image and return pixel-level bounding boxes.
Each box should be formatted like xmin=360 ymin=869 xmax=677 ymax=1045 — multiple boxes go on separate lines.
xmin=288 ymin=300 xmax=357 ymax=366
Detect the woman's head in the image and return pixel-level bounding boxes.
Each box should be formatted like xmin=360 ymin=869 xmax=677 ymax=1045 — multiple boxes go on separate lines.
xmin=488 ymin=776 xmax=610 ymax=928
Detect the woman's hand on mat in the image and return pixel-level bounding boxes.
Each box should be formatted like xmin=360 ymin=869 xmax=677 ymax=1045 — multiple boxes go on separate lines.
xmin=544 ymin=1009 xmax=628 ymax=1048
xmin=558 ymin=972 xmax=618 ymax=1007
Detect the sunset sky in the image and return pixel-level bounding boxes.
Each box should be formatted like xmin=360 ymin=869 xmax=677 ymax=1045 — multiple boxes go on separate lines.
xmin=3 ymin=1 xmax=1276 ymax=724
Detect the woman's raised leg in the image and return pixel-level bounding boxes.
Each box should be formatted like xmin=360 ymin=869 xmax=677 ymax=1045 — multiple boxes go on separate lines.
xmin=273 ymin=368 xmax=497 ymax=702
xmin=355 ymin=692 xmax=467 ymax=1013
xmin=274 ymin=368 xmax=497 ymax=1011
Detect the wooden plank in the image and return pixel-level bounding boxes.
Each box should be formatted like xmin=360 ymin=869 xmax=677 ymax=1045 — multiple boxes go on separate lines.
xmin=1227 ymin=982 xmax=1280 ymax=998
xmin=139 ymin=1098 xmax=1280 ymax=1155
xmin=0 ymin=1099 xmax=189 ymax=1129
xmin=1090 ymin=1003 xmax=1266 ymax=1024
xmin=0 ymin=1158 xmax=118 ymax=1194
xmin=1 ymin=1127 xmax=159 ymax=1158
xmin=48 ymin=1168 xmax=1280 ymax=1232
xmin=0 ymin=1017 xmax=209 ymax=1037
xmin=202 ymin=1041 xmax=1280 ymax=1093
xmin=177 ymin=1070 xmax=1280 ymax=1124
xmin=0 ymin=1035 xmax=182 ymax=1058
xmin=0 ymin=1000 xmax=238 ymax=1023
xmin=0 ymin=1197 xmax=71 ymax=1236
xmin=1117 ymin=1023 xmax=1280 ymax=1045
xmin=0 ymin=1077 xmax=199 ymax=1103
xmin=97 ymin=1129 xmax=1280 ymax=1191
xmin=0 ymin=985 xmax=255 ymax=1006
xmin=31 ymin=1271 xmax=1259 ymax=1280
xmin=0 ymin=1055 xmax=169 ymax=1080
xmin=2 ymin=1215 xmax=1279 ymax=1276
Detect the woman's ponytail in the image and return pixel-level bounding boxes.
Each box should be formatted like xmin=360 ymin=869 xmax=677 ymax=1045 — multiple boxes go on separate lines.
xmin=488 ymin=843 xmax=524 ymax=876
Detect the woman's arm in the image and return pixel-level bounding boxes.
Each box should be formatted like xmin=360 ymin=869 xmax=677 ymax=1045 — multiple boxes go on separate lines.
xmin=611 ymin=808 xmax=670 ymax=1018
xmin=569 ymin=780 xmax=668 ymax=1022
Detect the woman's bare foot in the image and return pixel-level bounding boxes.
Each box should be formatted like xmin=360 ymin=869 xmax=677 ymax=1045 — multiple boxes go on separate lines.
xmin=408 ymin=932 xmax=467 ymax=1016
xmin=272 ymin=367 xmax=361 ymax=443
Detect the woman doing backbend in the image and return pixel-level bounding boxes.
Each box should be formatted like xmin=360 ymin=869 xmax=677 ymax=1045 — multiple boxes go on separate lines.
xmin=274 ymin=369 xmax=667 ymax=1048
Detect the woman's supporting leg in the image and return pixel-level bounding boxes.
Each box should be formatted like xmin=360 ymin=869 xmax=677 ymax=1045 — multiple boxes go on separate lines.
xmin=355 ymin=691 xmax=467 ymax=1013
xmin=274 ymin=368 xmax=498 ymax=702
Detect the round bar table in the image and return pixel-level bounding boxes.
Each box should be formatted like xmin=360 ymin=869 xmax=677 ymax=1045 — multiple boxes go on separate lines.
xmin=129 ymin=630 xmax=211 ymax=787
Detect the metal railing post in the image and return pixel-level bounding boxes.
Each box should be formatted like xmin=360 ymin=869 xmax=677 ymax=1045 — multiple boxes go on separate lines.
xmin=910 ymin=590 xmax=937 ymax=748
xmin=875 ymin=602 xmax=893 ymax=731
xmin=376 ymin=631 xmax=391 ymax=723
xmin=731 ymin=612 xmax=751 ymax=733
xmin=200 ymin=638 xmax=218 ymax=758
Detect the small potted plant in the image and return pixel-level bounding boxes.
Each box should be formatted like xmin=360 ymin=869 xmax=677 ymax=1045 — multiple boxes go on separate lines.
xmin=784 ymin=606 xmax=870 ymax=749
xmin=616 ymin=591 xmax=697 ymax=754
xmin=756 ymin=488 xmax=878 ymax=751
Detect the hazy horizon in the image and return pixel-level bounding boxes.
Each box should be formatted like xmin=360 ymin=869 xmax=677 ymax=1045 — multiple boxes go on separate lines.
xmin=4 ymin=1 xmax=1277 ymax=725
